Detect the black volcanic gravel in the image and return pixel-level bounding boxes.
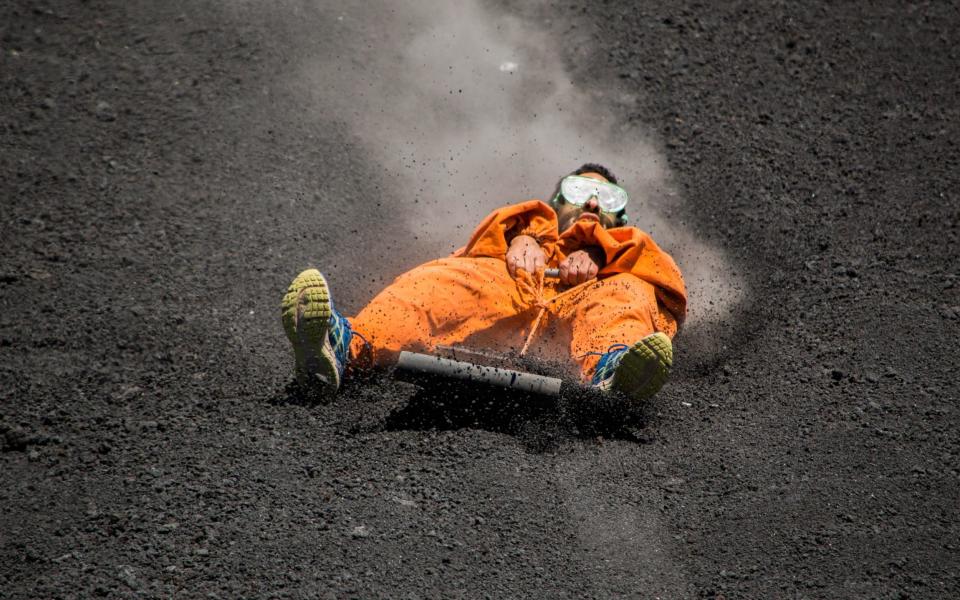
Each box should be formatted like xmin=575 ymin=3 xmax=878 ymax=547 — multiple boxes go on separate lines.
xmin=2 ymin=1 xmax=959 ymax=598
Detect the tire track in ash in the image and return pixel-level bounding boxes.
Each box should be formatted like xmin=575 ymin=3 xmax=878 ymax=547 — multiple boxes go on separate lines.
xmin=554 ymin=443 xmax=694 ymax=598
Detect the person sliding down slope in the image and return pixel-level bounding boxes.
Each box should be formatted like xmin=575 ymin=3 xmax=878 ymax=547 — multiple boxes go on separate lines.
xmin=281 ymin=163 xmax=686 ymax=406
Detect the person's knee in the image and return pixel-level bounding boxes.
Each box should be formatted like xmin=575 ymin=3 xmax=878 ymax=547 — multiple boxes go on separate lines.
xmin=590 ymin=273 xmax=657 ymax=305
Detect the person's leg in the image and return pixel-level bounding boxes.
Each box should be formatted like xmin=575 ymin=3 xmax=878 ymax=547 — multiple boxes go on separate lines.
xmin=557 ymin=273 xmax=677 ymax=402
xmin=348 ymin=256 xmax=533 ymax=368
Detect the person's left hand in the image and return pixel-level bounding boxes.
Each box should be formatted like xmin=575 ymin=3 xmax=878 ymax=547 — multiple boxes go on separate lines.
xmin=558 ymin=248 xmax=603 ymax=286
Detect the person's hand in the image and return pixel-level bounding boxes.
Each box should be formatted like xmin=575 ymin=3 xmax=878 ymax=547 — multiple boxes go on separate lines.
xmin=505 ymin=235 xmax=546 ymax=279
xmin=558 ymin=248 xmax=603 ymax=286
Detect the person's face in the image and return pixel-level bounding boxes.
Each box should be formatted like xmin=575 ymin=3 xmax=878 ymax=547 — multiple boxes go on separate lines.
xmin=554 ymin=172 xmax=621 ymax=231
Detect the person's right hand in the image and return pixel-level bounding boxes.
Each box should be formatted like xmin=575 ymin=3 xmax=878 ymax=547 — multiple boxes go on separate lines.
xmin=505 ymin=234 xmax=546 ymax=279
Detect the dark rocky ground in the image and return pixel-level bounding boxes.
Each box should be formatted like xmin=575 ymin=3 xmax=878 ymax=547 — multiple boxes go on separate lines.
xmin=2 ymin=0 xmax=959 ymax=598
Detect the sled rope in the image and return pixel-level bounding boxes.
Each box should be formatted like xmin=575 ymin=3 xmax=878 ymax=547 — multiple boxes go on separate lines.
xmin=518 ymin=269 xmax=590 ymax=357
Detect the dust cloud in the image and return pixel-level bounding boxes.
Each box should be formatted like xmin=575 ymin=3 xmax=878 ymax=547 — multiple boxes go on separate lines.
xmin=289 ymin=0 xmax=670 ymax=252
xmin=234 ymin=0 xmax=744 ymax=336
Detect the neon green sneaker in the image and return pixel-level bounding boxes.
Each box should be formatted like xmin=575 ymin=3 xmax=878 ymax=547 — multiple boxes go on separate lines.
xmin=281 ymin=269 xmax=353 ymax=396
xmin=590 ymin=332 xmax=673 ymax=404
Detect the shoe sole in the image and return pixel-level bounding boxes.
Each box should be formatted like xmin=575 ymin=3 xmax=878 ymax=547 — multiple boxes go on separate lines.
xmin=281 ymin=269 xmax=340 ymax=395
xmin=611 ymin=332 xmax=673 ymax=404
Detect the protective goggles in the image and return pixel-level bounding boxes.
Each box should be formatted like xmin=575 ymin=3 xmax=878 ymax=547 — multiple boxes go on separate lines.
xmin=555 ymin=175 xmax=629 ymax=214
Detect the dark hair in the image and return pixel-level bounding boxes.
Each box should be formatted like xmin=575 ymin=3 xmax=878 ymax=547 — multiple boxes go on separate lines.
xmin=549 ymin=163 xmax=628 ymax=226
xmin=573 ymin=163 xmax=618 ymax=185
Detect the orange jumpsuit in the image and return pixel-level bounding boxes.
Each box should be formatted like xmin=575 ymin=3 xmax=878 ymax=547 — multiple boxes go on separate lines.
xmin=348 ymin=200 xmax=687 ymax=382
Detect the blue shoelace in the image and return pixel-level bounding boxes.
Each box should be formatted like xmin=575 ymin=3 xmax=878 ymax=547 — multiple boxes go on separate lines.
xmin=586 ymin=343 xmax=630 ymax=386
xmin=328 ymin=307 xmax=370 ymax=377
